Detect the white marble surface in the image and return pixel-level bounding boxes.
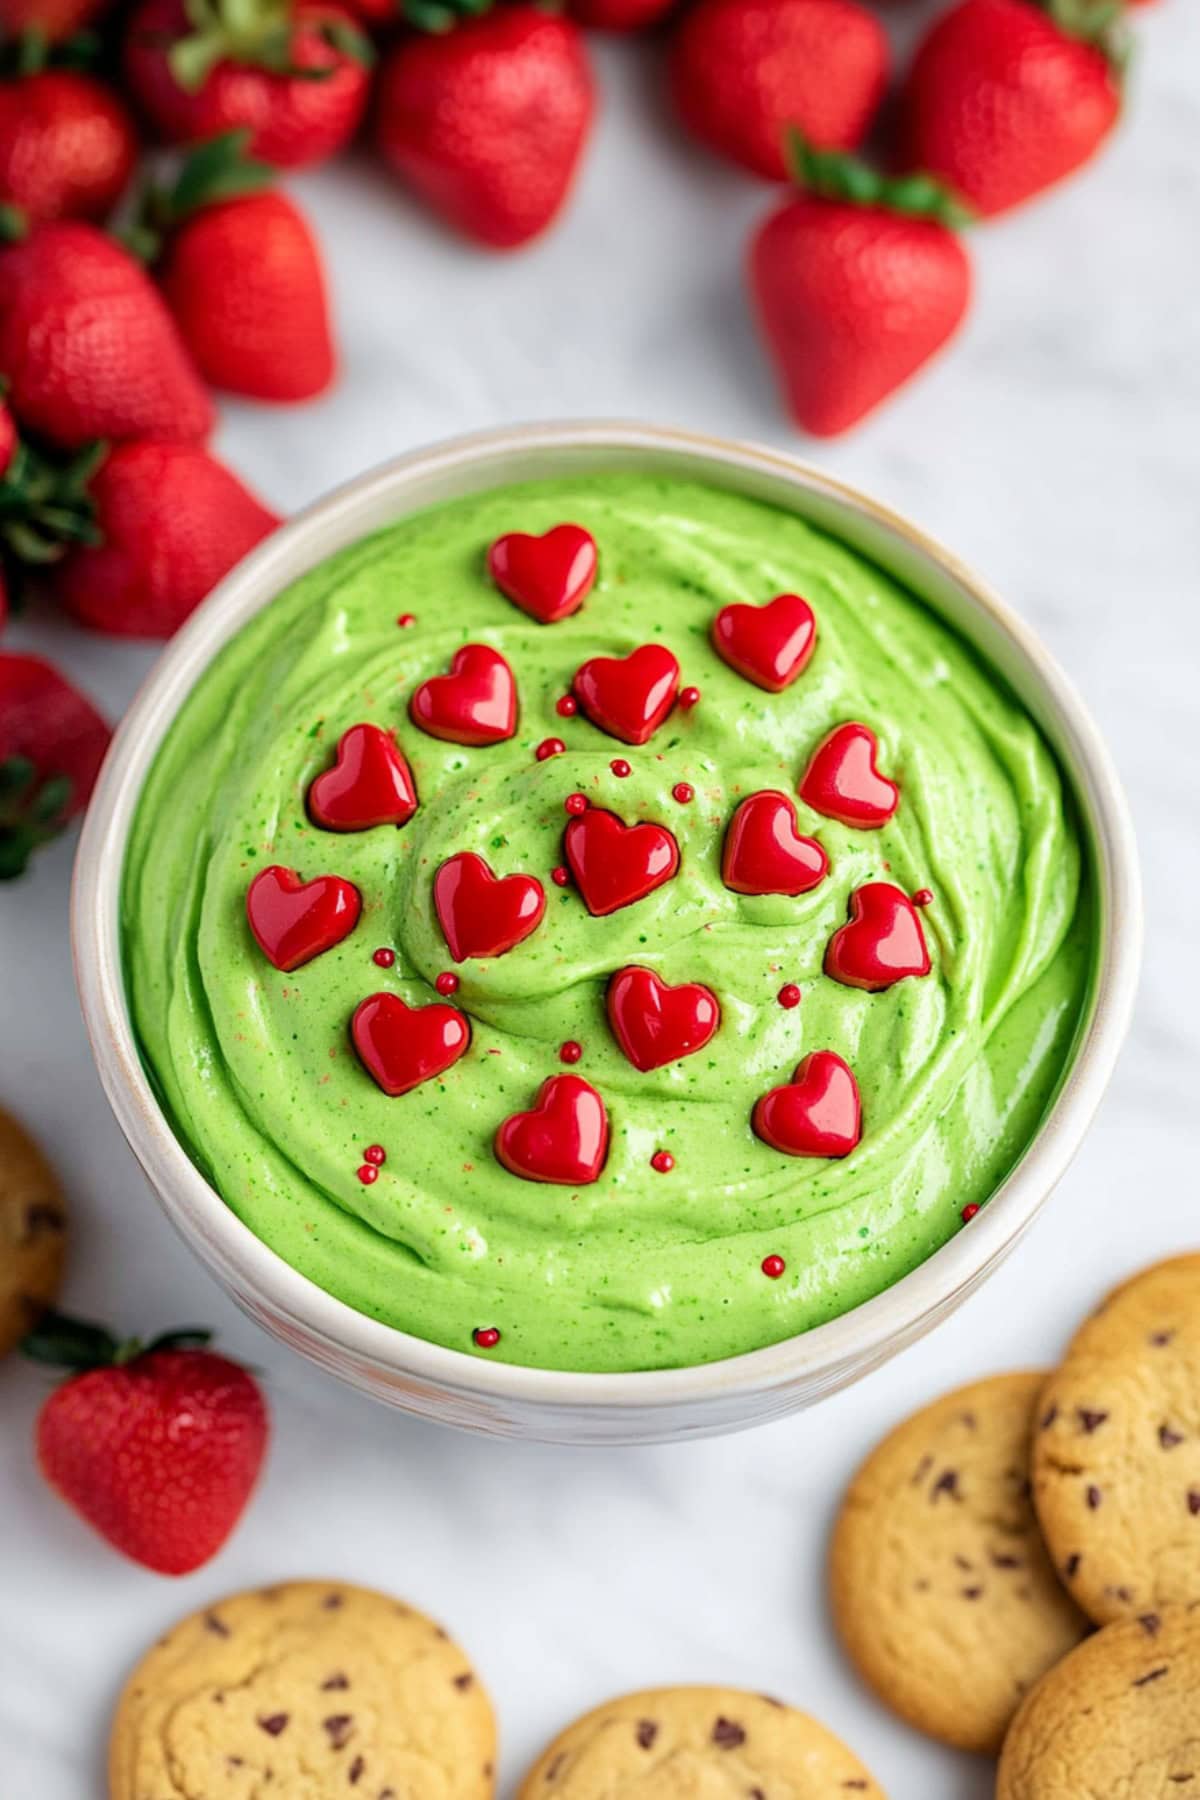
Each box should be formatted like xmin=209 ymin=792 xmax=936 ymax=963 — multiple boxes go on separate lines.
xmin=3 ymin=6 xmax=1199 ymax=1792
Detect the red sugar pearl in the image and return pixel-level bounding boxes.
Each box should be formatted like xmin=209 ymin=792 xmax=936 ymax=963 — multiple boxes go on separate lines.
xmin=551 ymin=865 xmax=571 ymax=887
xmin=777 ymin=983 xmax=802 ymax=1009
xmin=762 ymin=1254 xmax=786 ymax=1279
xmin=560 ymin=1040 xmax=583 ymax=1064
xmin=397 ymin=613 xmax=416 ymax=628
xmin=961 ymin=1203 xmax=981 ymax=1223
xmin=672 ymin=782 xmax=694 ymax=804
xmin=564 ymin=792 xmax=588 ymax=815
xmin=372 ymin=947 xmax=396 ymax=968
xmin=435 ymin=971 xmax=460 ymax=996
xmin=610 ymin=758 xmax=631 ymax=778
xmin=363 ymin=1144 xmax=386 ymax=1166
xmin=651 ymin=1150 xmax=675 ymax=1173
xmin=913 ymin=888 xmax=934 ymax=907
xmin=357 ymin=1164 xmax=379 ymax=1186
xmin=555 ymin=694 xmax=577 ymax=718
xmin=473 ymin=1327 xmax=501 ymax=1349
xmin=678 ymin=686 xmax=701 ymax=710
xmin=536 ymin=737 xmax=565 ymax=761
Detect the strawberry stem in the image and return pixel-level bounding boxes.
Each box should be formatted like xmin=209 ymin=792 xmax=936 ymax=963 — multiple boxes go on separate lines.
xmin=167 ymin=0 xmax=372 ymax=90
xmin=401 ymin=0 xmax=493 ymax=31
xmin=21 ymin=1310 xmax=213 ymax=1371
xmin=1042 ymin=0 xmax=1130 ymax=66
xmin=784 ymin=132 xmax=975 ymax=228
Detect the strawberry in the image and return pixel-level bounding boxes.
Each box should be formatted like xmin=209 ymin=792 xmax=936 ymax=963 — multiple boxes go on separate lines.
xmin=749 ymin=137 xmax=972 ymax=435
xmin=23 ymin=1312 xmax=268 ymax=1574
xmin=130 ymin=130 xmax=335 ymax=401
xmin=668 ymin=0 xmax=888 ymax=181
xmin=0 ymin=0 xmax=108 ymax=41
xmin=900 ymin=0 xmax=1124 ymax=218
xmin=569 ymin=0 xmax=676 ymax=32
xmin=0 ymin=651 xmax=111 ymax=876
xmin=0 ymin=396 xmax=14 ymax=477
xmin=374 ymin=5 xmax=595 ymax=250
xmin=0 ymin=44 xmax=138 ymax=225
xmin=0 ymin=219 xmax=213 ymax=449
xmin=123 ymin=0 xmax=373 ymax=170
xmin=49 ymin=440 xmax=279 ymax=635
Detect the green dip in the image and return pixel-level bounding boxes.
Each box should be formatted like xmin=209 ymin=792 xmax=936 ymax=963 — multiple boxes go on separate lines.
xmin=123 ymin=474 xmax=1094 ymax=1372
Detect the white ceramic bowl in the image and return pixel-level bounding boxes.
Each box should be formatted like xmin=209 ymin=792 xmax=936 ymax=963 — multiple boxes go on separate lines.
xmin=72 ymin=423 xmax=1142 ymax=1445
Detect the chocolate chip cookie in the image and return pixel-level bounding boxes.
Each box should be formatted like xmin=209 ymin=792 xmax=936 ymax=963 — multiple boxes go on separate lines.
xmin=0 ymin=1105 xmax=67 ymax=1356
xmin=109 ymin=1580 xmax=495 ymax=1800
xmin=1033 ymin=1255 xmax=1200 ymax=1624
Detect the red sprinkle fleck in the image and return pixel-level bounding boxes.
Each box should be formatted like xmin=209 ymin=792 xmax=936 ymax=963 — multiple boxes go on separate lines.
xmin=564 ymin=792 xmax=588 ymax=815
xmin=651 ymin=1150 xmax=675 ymax=1173
xmin=678 ymin=686 xmax=701 ymax=710
xmin=357 ymin=1164 xmax=379 ymax=1185
xmin=435 ymin=971 xmax=460 ymax=995
xmin=961 ymin=1203 xmax=981 ymax=1223
xmin=610 ymin=758 xmax=632 ymax=778
xmin=555 ymin=695 xmax=578 ymax=718
xmin=560 ymin=1040 xmax=583 ymax=1064
xmin=777 ymin=983 xmax=802 ymax=1009
xmin=473 ymin=1327 xmax=501 ymax=1349
xmin=672 ymin=782 xmax=694 ymax=804
xmin=397 ymin=613 xmax=416 ymax=628
xmin=913 ymin=888 xmax=934 ymax=906
xmin=551 ymin=865 xmax=571 ymax=887
xmin=762 ymin=1254 xmax=786 ymax=1279
xmin=363 ymin=1144 xmax=386 ymax=1166
xmin=536 ymin=737 xmax=565 ymax=761
xmin=372 ymin=947 xmax=396 ymax=968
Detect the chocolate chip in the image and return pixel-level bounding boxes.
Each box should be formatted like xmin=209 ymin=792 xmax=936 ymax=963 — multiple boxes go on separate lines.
xmin=1077 ymin=1408 xmax=1109 ymax=1433
xmin=228 ymin=1758 xmax=244 ymax=1769
xmin=1064 ymin=1554 xmax=1081 ymax=1579
xmin=1160 ymin=1425 xmax=1184 ymax=1449
xmin=990 ymin=1552 xmax=1023 ymax=1569
xmin=1169 ymin=1776 xmax=1194 ymax=1784
xmin=953 ymin=1554 xmax=974 ymax=1572
xmin=911 ymin=1454 xmax=932 ymax=1485
xmin=545 ymin=1753 xmax=567 ymax=1782
xmin=635 ymin=1720 xmax=658 ymax=1749
xmin=749 ymin=1789 xmax=765 ymax=1800
xmin=930 ymin=1469 xmax=960 ymax=1502
xmin=1140 ymin=1614 xmax=1162 ymax=1636
xmin=960 ymin=1411 xmax=977 ymax=1429
xmin=322 ymin=1593 xmax=344 ymax=1610
xmin=22 ymin=1203 xmax=64 ymax=1240
xmin=1086 ymin=1485 xmax=1102 ymax=1510
xmin=1040 ymin=1404 xmax=1058 ymax=1430
xmin=453 ymin=1673 xmax=474 ymax=1690
xmin=379 ymin=1789 xmax=397 ymax=1798
xmin=348 ymin=1756 xmax=365 ymax=1786
xmin=321 ymin=1673 xmax=350 ymax=1691
xmin=258 ymin=1714 xmax=289 ymax=1736
xmin=1188 ymin=1491 xmax=1200 ymax=1516
xmin=1150 ymin=1330 xmax=1175 ymax=1346
xmin=324 ymin=1714 xmax=354 ymax=1750
xmin=1133 ymin=1666 xmax=1168 ymax=1687
xmin=712 ymin=1718 xmax=746 ymax=1748
xmin=204 ymin=1612 xmax=230 ymax=1637
xmin=1107 ymin=1585 xmax=1134 ymax=1603
xmin=961 ymin=1586 xmax=983 ymax=1600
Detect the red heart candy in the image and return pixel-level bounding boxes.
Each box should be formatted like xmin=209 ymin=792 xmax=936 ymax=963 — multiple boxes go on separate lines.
xmin=572 ymin=644 xmax=680 ymax=746
xmin=307 ymin=724 xmax=418 ymax=831
xmin=487 ymin=524 xmax=598 ymax=624
xmin=799 ymin=722 xmax=898 ymax=828
xmin=712 ymin=593 xmax=817 ymax=692
xmin=246 ymin=865 xmax=361 ymax=972
xmin=606 ymin=965 xmax=720 ymax=1071
xmin=753 ymin=1051 xmax=862 ymax=1157
xmin=351 ymin=991 xmax=471 ymax=1097
xmin=494 ymin=1074 xmax=609 ymax=1185
xmin=434 ymin=852 xmax=546 ymax=961
xmin=722 ymin=791 xmax=828 ymax=896
xmin=563 ymin=806 xmax=680 ymax=917
xmin=409 ymin=644 xmax=518 ymax=747
xmin=825 ymin=882 xmax=931 ymax=991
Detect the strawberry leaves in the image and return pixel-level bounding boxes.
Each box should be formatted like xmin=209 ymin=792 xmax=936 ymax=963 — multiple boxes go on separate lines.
xmin=785 ymin=132 xmax=975 ymax=227
xmin=22 ymin=1310 xmax=214 ymax=1369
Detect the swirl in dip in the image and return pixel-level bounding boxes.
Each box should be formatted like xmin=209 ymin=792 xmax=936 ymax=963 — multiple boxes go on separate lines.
xmin=123 ymin=474 xmax=1094 ymax=1373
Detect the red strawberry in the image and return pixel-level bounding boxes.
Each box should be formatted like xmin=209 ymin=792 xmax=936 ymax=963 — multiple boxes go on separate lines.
xmin=123 ymin=0 xmax=372 ymax=170
xmin=669 ymin=0 xmax=888 ymax=181
xmin=0 ymin=65 xmax=138 ymax=225
xmin=142 ymin=131 xmax=335 ymax=402
xmin=0 ymin=652 xmax=110 ymax=876
xmin=0 ymin=220 xmax=213 ymax=450
xmin=0 ymin=0 xmax=108 ymax=41
xmin=570 ymin=0 xmax=676 ymax=30
xmin=901 ymin=0 xmax=1123 ymax=219
xmin=50 ymin=442 xmax=279 ymax=636
xmin=374 ymin=6 xmax=595 ymax=250
xmin=750 ymin=138 xmax=972 ymax=436
xmin=23 ymin=1312 xmax=267 ymax=1575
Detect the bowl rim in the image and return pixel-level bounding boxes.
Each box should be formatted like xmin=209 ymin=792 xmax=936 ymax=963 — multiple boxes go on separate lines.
xmin=72 ymin=420 xmax=1143 ymax=1413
